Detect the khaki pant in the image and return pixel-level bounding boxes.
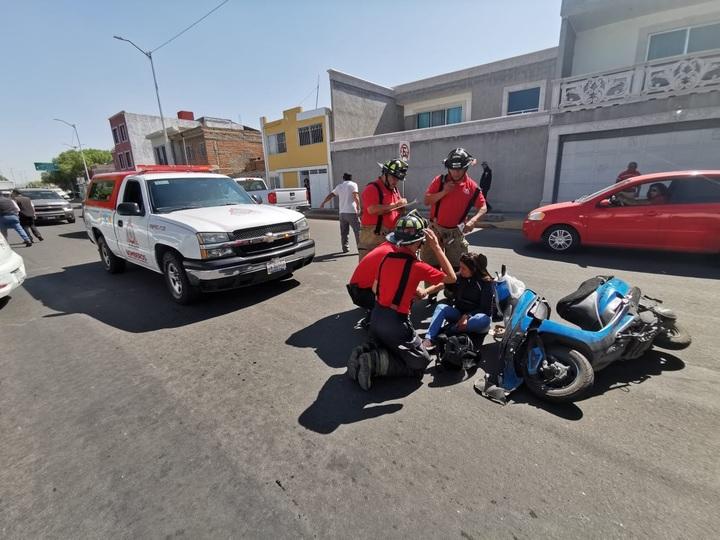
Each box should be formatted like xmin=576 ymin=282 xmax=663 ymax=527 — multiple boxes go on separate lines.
xmin=358 ymin=225 xmax=391 ymax=260
xmin=420 ymin=222 xmax=468 ymax=269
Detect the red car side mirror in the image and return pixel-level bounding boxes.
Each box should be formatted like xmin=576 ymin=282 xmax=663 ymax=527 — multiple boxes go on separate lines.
xmin=597 ymin=198 xmax=612 ymax=208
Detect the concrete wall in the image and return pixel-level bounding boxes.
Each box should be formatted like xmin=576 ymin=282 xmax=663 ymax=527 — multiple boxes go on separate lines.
xmin=329 ymin=77 xmax=403 ymax=140
xmin=330 ymin=121 xmax=549 ymax=214
xmin=397 ymin=58 xmax=557 ymax=124
xmin=120 ymin=112 xmax=198 ymax=166
xmin=571 ymin=1 xmax=720 ymax=75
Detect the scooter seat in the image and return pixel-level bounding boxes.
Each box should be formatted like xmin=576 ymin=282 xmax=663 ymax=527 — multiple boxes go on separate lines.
xmin=557 ymin=276 xmax=622 ymax=331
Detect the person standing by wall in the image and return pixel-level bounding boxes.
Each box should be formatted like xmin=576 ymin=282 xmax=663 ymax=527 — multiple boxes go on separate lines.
xmin=479 ymin=161 xmax=493 ymax=212
xmin=11 ymin=190 xmax=43 ymax=243
xmin=357 ymin=159 xmax=408 ymax=260
xmin=320 ymin=172 xmax=360 ymax=253
xmin=0 ymin=194 xmax=32 ymax=247
xmin=616 ymin=161 xmax=641 ymax=183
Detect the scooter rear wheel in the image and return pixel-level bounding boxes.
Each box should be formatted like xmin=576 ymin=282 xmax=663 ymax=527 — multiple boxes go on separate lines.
xmin=522 ymin=346 xmax=594 ymax=403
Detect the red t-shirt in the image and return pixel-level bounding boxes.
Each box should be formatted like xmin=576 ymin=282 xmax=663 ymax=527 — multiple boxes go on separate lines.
xmin=426 ymin=174 xmax=486 ymax=228
xmin=360 ymin=178 xmax=403 ymax=229
xmin=349 ymin=241 xmax=397 ymax=289
xmin=616 ymin=169 xmax=640 ymax=183
xmin=375 ymin=254 xmax=445 ymax=315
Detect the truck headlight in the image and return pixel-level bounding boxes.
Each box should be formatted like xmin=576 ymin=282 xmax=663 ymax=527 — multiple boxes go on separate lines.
xmin=201 ymin=246 xmax=235 ymax=259
xmin=527 ymin=211 xmax=545 ymax=221
xmin=197 ymin=232 xmax=230 ymax=244
xmin=63 ymin=204 xmax=73 ymax=210
xmin=294 ymin=218 xmax=309 ymax=241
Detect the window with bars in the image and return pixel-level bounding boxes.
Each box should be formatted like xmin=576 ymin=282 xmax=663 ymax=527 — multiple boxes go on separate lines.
xmin=416 ymin=106 xmax=463 ymax=129
xmin=298 ymin=123 xmax=324 ymax=146
xmin=118 ymin=124 xmax=127 ymax=142
xmin=268 ymin=132 xmax=287 ymax=154
xmin=125 ymin=151 xmax=133 ymax=169
xmin=112 ymin=127 xmax=119 ymax=144
xmin=118 ymin=152 xmax=126 ymax=169
xmin=648 ymin=22 xmax=720 ymax=61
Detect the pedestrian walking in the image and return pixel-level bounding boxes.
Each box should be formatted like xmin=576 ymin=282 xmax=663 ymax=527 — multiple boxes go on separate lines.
xmin=479 ymin=161 xmax=493 ymax=212
xmin=357 ymin=159 xmax=408 ymax=260
xmin=320 ymin=172 xmax=360 ymax=253
xmin=0 ymin=195 xmax=33 ymax=246
xmin=11 ymin=190 xmax=43 ymax=242
xmin=420 ymin=148 xmax=487 ymax=270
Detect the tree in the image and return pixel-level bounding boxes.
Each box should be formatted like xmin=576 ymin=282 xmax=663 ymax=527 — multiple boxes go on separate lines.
xmin=0 ymin=174 xmax=9 ymax=183
xmin=43 ymin=149 xmax=113 ymax=190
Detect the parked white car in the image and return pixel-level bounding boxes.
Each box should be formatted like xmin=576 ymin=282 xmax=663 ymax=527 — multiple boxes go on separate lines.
xmin=83 ymin=168 xmax=315 ymax=304
xmin=0 ymin=233 xmax=26 ymax=300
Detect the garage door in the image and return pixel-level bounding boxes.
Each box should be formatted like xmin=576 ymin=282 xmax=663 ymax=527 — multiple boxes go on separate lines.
xmin=308 ymin=169 xmax=329 ymax=209
xmin=556 ymin=128 xmax=720 ymax=202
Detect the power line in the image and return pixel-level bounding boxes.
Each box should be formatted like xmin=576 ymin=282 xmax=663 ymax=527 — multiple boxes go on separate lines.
xmin=152 ymin=0 xmax=230 ymax=53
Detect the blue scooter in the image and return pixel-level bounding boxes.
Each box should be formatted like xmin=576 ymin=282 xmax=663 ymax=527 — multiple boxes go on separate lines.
xmin=478 ymin=268 xmax=691 ymax=404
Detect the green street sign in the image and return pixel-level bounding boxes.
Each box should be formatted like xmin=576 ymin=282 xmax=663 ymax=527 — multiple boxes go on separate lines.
xmin=34 ymin=162 xmax=58 ymax=172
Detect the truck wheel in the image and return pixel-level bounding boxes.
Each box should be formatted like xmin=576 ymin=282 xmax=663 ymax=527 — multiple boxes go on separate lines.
xmin=67 ymin=215 xmax=76 ymax=224
xmin=97 ymin=236 xmax=126 ymax=274
xmin=521 ymin=345 xmax=594 ymax=403
xmin=163 ymin=252 xmax=199 ymax=305
xmin=543 ymin=225 xmax=580 ymax=253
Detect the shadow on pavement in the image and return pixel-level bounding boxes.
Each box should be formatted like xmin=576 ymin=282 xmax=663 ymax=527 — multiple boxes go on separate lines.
xmin=298 ymin=374 xmax=422 ymax=434
xmin=468 ymin=229 xmax=717 ymax=279
xmin=579 ymin=349 xmax=685 ymax=401
xmin=312 ymin=252 xmax=358 ymax=263
xmin=285 ymin=308 xmax=367 ymax=368
xmin=58 ymin=231 xmax=90 ymax=240
xmin=0 ymin=296 xmax=10 ymax=310
xmin=22 ymin=262 xmax=300 ymax=333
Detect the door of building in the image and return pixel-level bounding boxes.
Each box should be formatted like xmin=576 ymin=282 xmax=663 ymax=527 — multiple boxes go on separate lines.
xmin=308 ymin=168 xmax=329 ymax=209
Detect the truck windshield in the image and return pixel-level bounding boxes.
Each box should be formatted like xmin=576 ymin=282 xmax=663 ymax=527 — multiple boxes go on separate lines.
xmin=148 ymin=177 xmax=255 ymax=213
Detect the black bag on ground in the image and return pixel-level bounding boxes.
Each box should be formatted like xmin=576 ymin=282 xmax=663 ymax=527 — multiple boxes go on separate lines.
xmin=440 ymin=334 xmax=479 ymax=370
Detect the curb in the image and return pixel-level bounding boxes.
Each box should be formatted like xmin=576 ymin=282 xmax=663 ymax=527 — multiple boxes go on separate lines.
xmin=305 ymin=210 xmax=524 ymax=230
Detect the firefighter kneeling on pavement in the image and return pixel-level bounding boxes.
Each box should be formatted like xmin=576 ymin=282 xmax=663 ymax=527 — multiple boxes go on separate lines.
xmin=347 ymin=213 xmax=457 ymax=390
xmin=421 ymin=148 xmax=487 ymax=270
xmin=357 ymin=159 xmax=409 ymax=260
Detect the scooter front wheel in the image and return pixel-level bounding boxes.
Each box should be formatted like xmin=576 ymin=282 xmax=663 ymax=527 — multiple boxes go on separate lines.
xmin=522 ymin=346 xmax=594 ymax=403
xmin=654 ymin=323 xmax=692 ymax=350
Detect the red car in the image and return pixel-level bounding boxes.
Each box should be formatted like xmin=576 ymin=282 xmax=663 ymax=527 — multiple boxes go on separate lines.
xmin=523 ymin=171 xmax=720 ymax=254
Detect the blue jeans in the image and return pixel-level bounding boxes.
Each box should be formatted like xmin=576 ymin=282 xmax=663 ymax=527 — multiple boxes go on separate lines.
xmin=426 ymin=303 xmax=491 ymax=341
xmin=0 ymin=214 xmax=31 ymax=243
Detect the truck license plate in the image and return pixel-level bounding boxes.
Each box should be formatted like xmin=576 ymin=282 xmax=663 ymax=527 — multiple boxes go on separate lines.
xmin=266 ymin=258 xmax=287 ymax=274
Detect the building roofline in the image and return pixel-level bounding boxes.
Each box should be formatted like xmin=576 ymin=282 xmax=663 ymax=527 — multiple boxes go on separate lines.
xmin=393 ymin=47 xmax=559 ymax=94
xmin=327 ymin=69 xmax=395 ymax=98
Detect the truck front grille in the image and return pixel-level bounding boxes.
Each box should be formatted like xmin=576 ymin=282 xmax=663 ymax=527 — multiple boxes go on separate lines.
xmin=232 ymin=222 xmax=296 ymax=256
xmin=232 ymin=222 xmax=294 ymax=240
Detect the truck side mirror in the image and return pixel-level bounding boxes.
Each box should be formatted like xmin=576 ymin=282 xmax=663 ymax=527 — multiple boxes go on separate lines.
xmin=117 ymin=202 xmax=143 ymax=216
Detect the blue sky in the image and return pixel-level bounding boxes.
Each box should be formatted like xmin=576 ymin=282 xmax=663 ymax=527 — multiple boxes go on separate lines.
xmin=0 ymin=0 xmax=561 ymax=185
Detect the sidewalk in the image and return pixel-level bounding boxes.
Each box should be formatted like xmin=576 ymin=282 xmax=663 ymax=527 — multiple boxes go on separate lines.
xmin=303 ymin=208 xmax=525 ymax=230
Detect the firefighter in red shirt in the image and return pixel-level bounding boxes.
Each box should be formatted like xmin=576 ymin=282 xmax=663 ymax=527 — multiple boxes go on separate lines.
xmin=357 ymin=159 xmax=408 ymax=260
xmin=421 ymin=148 xmax=487 ymax=269
xmin=347 ymin=213 xmax=457 ymax=390
xmin=346 ymin=240 xmax=397 ymax=327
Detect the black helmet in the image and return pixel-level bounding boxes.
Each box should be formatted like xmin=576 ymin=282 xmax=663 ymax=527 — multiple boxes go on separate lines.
xmin=386 ymin=213 xmax=427 ymax=246
xmin=443 ymin=148 xmax=475 ymax=170
xmin=378 ymin=159 xmax=409 ymax=180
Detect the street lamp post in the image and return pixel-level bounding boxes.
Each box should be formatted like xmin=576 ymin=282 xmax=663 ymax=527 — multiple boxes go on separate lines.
xmin=54 ymin=118 xmax=91 ymax=184
xmin=113 ymin=35 xmax=173 ymax=165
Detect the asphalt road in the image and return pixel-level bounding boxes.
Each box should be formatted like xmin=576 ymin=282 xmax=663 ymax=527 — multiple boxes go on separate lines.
xmin=1 ymin=216 xmax=719 ymax=539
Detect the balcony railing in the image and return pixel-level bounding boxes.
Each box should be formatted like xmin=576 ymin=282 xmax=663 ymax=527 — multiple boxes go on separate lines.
xmin=553 ymin=48 xmax=720 ymax=111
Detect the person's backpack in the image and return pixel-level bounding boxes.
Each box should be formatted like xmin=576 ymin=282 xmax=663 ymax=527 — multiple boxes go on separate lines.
xmin=440 ymin=334 xmax=478 ymax=370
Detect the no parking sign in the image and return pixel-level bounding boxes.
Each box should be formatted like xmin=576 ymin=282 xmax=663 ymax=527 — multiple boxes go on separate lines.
xmin=399 ymin=141 xmax=410 ymax=162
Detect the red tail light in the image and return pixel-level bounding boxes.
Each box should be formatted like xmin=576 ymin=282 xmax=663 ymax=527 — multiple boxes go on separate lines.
xmin=268 ymin=192 xmax=277 ymax=204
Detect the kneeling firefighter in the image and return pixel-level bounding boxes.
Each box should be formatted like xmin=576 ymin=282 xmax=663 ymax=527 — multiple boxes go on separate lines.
xmin=347 ymin=212 xmax=457 ymax=390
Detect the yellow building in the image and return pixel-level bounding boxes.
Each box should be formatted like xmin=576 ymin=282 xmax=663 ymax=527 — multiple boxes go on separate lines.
xmin=260 ymin=107 xmax=333 ymax=208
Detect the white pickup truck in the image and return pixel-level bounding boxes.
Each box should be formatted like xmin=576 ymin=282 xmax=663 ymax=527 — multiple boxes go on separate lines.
xmin=83 ymin=168 xmax=314 ymax=304
xmin=234 ymin=177 xmax=310 ymax=211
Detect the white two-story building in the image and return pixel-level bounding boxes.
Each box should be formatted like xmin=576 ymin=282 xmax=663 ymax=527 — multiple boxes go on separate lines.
xmin=543 ymin=0 xmax=720 ymax=204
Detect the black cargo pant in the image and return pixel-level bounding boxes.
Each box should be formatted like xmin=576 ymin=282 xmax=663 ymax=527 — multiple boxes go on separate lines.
xmin=369 ymin=305 xmax=431 ymax=371
xmin=19 ymin=214 xmax=42 ymax=241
